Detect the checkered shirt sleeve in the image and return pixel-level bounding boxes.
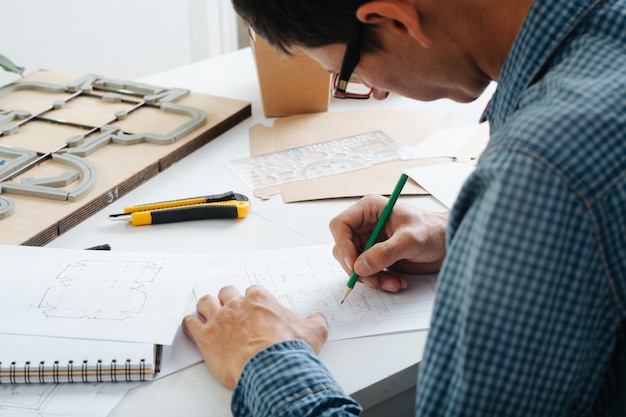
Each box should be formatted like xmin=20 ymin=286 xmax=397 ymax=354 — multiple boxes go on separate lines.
xmin=232 ymin=340 xmax=361 ymax=416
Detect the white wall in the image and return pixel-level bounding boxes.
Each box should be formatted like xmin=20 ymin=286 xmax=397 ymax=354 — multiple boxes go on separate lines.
xmin=0 ymin=0 xmax=238 ymax=85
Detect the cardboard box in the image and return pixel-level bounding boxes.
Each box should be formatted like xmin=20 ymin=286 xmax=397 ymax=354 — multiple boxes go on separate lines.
xmin=249 ymin=28 xmax=331 ymax=117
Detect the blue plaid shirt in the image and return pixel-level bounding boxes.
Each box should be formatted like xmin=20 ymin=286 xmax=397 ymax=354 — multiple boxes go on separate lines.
xmin=232 ymin=0 xmax=626 ymax=415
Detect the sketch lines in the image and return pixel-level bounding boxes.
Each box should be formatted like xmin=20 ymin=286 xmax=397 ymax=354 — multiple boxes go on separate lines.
xmin=242 ymin=255 xmax=438 ymax=329
xmin=0 ymin=383 xmax=60 ymax=416
xmin=37 ymin=260 xmax=162 ymax=321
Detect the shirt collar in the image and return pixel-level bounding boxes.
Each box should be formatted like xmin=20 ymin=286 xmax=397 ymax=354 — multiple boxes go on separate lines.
xmin=481 ymin=0 xmax=604 ymax=130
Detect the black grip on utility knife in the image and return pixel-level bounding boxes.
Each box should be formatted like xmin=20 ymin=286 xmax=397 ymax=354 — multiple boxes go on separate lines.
xmin=150 ymin=204 xmax=239 ymax=224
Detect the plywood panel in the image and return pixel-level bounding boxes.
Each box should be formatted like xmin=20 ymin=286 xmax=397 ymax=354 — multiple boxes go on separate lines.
xmin=0 ymin=70 xmax=251 ymax=245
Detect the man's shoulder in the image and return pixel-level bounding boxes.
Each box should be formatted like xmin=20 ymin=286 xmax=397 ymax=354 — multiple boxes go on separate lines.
xmin=482 ymin=84 xmax=626 ymax=202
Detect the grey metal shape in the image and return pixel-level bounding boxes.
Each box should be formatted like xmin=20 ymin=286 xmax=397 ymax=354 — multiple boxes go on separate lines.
xmin=0 ymin=147 xmax=39 ymax=179
xmin=0 ymin=109 xmax=32 ymax=135
xmin=0 ymin=195 xmax=15 ymax=219
xmin=21 ymin=170 xmax=79 ymax=187
xmin=0 ymin=80 xmax=66 ymax=95
xmin=0 ymin=73 xmax=207 ymax=219
xmin=63 ymin=126 xmax=119 ymax=157
xmin=0 ymin=153 xmax=97 ymax=202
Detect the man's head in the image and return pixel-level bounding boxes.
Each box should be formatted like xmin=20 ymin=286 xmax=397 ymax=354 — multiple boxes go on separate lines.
xmin=233 ymin=0 xmax=530 ymax=103
xmin=231 ymin=0 xmax=381 ymax=55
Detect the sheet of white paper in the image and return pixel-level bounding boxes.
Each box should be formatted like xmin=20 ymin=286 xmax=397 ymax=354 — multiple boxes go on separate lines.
xmin=0 ymin=245 xmax=201 ymax=345
xmin=193 ymin=245 xmax=437 ymax=341
xmin=405 ymin=162 xmax=475 ymax=209
xmin=0 ymin=297 xmax=202 ymax=417
xmin=407 ymin=125 xmax=480 ymax=159
xmin=158 ymin=292 xmax=203 ymax=376
xmin=0 ymin=380 xmax=138 ymax=417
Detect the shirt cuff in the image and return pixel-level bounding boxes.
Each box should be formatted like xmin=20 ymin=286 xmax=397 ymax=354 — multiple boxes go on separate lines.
xmin=232 ymin=339 xmax=361 ymax=417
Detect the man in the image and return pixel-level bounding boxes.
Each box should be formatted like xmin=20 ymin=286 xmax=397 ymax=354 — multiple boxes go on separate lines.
xmin=183 ymin=0 xmax=626 ymax=415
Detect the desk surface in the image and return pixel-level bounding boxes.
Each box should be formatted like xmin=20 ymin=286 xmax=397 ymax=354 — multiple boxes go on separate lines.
xmin=45 ymin=47 xmax=494 ymax=416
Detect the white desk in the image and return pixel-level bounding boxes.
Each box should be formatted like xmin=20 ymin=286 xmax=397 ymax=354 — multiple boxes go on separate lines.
xmin=46 ymin=47 xmax=493 ymax=416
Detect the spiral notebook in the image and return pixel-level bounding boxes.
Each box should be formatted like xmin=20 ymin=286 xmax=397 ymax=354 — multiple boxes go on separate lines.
xmin=0 ymin=333 xmax=162 ymax=384
xmin=0 ymin=244 xmax=202 ymax=385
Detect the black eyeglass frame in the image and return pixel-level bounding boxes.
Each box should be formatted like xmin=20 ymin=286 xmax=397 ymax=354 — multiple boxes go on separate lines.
xmin=334 ymin=22 xmax=372 ymax=99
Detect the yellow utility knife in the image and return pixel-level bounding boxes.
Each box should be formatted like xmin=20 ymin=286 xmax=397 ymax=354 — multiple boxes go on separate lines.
xmin=109 ymin=191 xmax=250 ymax=226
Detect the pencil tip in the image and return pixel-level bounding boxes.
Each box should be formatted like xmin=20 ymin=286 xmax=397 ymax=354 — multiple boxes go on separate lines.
xmin=341 ymin=287 xmax=352 ymax=305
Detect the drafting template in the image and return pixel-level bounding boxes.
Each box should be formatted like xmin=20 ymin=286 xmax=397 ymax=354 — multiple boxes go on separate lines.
xmin=228 ymin=130 xmax=406 ymax=189
xmin=195 ymin=244 xmax=438 ymax=341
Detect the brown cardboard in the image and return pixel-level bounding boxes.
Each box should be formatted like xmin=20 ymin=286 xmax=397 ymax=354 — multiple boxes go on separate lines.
xmin=249 ymin=28 xmax=331 ymax=117
xmin=248 ymin=109 xmax=469 ymax=202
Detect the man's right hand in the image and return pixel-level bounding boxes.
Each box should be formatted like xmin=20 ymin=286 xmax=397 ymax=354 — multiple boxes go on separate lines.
xmin=329 ymin=194 xmax=448 ymax=292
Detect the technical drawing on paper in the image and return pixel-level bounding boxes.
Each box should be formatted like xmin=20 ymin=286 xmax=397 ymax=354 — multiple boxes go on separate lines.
xmin=0 ymin=381 xmax=130 ymax=417
xmin=37 ymin=259 xmax=162 ymax=320
xmin=0 ymin=383 xmax=59 ymax=416
xmin=242 ymin=255 xmax=438 ymax=329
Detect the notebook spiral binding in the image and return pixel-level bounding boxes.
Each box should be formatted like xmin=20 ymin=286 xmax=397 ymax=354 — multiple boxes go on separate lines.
xmin=0 ymin=358 xmax=148 ymax=384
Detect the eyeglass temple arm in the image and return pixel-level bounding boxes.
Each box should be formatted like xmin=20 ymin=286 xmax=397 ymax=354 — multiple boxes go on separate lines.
xmin=336 ymin=26 xmax=362 ymax=94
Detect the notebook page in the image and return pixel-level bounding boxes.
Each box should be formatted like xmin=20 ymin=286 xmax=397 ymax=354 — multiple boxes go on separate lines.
xmin=0 ymin=333 xmax=156 ymax=383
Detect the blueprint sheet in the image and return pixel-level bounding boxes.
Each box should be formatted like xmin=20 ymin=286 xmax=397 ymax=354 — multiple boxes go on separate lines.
xmin=0 ymin=245 xmax=200 ymax=345
xmin=0 ymin=244 xmax=436 ymax=415
xmin=194 ymin=244 xmax=438 ymax=341
xmin=0 ymin=381 xmax=137 ymax=417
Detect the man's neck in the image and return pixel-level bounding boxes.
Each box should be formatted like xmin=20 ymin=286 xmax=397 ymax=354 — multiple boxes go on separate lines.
xmin=432 ymin=0 xmax=534 ymax=81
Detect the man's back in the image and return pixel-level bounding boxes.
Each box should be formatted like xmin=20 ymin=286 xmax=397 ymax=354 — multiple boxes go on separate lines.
xmin=417 ymin=0 xmax=626 ymax=415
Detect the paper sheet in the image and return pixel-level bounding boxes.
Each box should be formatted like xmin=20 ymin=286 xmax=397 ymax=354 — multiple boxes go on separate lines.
xmin=403 ymin=123 xmax=489 ymax=208
xmin=158 ymin=293 xmax=203 ymax=376
xmin=0 ymin=381 xmax=138 ymax=417
xmin=0 ymin=245 xmax=201 ymax=345
xmin=405 ymin=162 xmax=476 ymax=209
xmin=408 ymin=124 xmax=483 ymax=159
xmin=193 ymin=244 xmax=437 ymax=341
xmin=0 ymin=295 xmax=203 ymax=417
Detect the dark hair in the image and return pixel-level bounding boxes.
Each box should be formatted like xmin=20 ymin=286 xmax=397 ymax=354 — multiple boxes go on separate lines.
xmin=231 ymin=0 xmax=380 ymax=54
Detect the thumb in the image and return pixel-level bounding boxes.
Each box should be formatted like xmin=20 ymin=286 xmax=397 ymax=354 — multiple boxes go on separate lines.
xmin=353 ymin=241 xmax=396 ymax=276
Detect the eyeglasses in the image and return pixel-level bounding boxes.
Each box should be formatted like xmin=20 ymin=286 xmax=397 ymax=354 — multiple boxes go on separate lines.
xmin=333 ymin=23 xmax=373 ymax=99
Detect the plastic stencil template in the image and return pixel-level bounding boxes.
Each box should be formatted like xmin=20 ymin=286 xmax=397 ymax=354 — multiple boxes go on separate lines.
xmin=0 ymin=245 xmax=201 ymax=344
xmin=194 ymin=245 xmax=437 ymax=341
xmin=229 ymin=130 xmax=406 ymax=189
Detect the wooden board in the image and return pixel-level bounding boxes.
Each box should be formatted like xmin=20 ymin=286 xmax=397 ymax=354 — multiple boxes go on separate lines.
xmin=0 ymin=70 xmax=251 ymax=245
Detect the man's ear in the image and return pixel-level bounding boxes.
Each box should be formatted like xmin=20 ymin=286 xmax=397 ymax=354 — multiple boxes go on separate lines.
xmin=356 ymin=1 xmax=432 ymax=47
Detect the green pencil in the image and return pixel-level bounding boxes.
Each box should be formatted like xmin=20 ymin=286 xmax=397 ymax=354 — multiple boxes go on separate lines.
xmin=341 ymin=173 xmax=409 ymax=304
